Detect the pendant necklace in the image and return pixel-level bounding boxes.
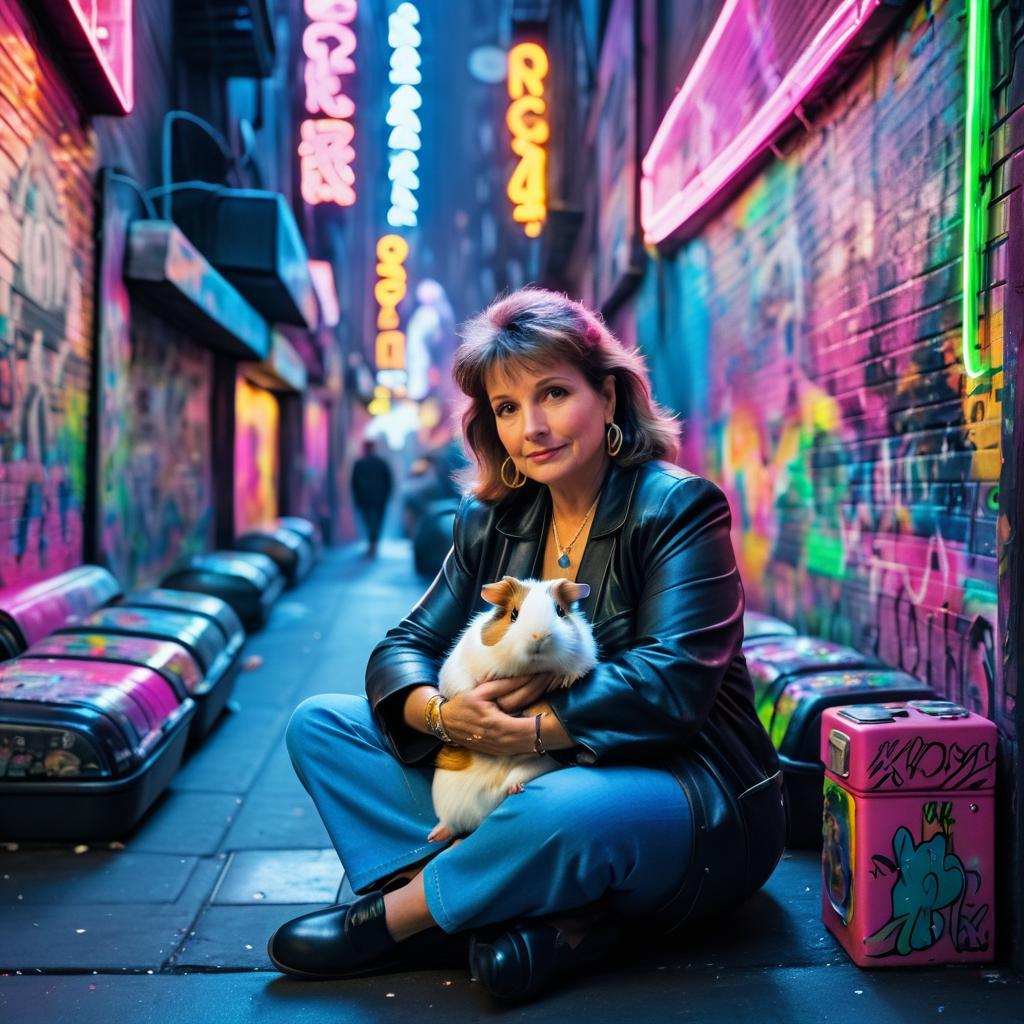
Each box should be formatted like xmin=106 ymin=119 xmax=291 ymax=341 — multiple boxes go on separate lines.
xmin=551 ymin=496 xmax=600 ymax=569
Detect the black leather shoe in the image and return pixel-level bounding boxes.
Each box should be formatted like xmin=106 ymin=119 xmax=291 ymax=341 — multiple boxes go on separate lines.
xmin=469 ymin=918 xmax=621 ymax=1000
xmin=268 ymin=892 xmax=464 ymax=979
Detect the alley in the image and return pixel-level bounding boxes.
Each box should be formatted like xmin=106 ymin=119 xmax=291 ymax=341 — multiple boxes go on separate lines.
xmin=1 ymin=542 xmax=1020 ymax=1023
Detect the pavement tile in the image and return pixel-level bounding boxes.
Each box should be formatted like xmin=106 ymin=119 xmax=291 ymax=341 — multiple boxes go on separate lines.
xmin=127 ymin=792 xmax=244 ymax=856
xmin=230 ymin=662 xmax=317 ymax=710
xmin=170 ymin=707 xmax=288 ymax=794
xmin=0 ymin=848 xmax=199 ymax=905
xmin=211 ymin=849 xmax=343 ymax=905
xmin=170 ymin=903 xmax=324 ymax=971
xmin=0 ymin=858 xmax=223 ymax=970
xmin=250 ymin=739 xmax=304 ymax=796
xmin=2 ymin=961 xmax=1021 ymax=1024
xmin=220 ymin=790 xmax=331 ymax=850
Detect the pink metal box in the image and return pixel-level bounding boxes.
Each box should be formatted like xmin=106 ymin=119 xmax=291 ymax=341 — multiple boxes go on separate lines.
xmin=820 ymin=701 xmax=996 ymax=966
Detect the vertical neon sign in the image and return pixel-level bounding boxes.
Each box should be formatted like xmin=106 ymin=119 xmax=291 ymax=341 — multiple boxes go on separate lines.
xmin=299 ymin=0 xmax=358 ymax=207
xmin=961 ymin=0 xmax=991 ymax=379
xmin=506 ymin=42 xmax=548 ymax=238
xmin=386 ymin=3 xmax=422 ymax=228
xmin=375 ymin=234 xmax=409 ymax=392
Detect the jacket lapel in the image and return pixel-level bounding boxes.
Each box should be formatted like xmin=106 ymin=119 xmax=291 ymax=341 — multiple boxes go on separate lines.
xmin=575 ymin=462 xmax=640 ymax=622
xmin=493 ymin=482 xmax=548 ymax=584
xmin=493 ymin=462 xmax=641 ymax=622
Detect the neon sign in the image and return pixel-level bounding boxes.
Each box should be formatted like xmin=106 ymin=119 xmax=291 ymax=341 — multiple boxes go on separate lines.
xmin=374 ymin=234 xmax=409 ymax=391
xmin=641 ymin=0 xmax=895 ymax=244
xmin=961 ymin=0 xmax=992 ymax=379
xmin=506 ymin=42 xmax=548 ymax=239
xmin=38 ymin=0 xmax=134 ymax=113
xmin=299 ymin=0 xmax=357 ymax=207
xmin=386 ymin=3 xmax=422 ymax=228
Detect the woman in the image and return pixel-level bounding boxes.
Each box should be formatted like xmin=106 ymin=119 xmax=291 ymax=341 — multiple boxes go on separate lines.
xmin=269 ymin=288 xmax=785 ymax=998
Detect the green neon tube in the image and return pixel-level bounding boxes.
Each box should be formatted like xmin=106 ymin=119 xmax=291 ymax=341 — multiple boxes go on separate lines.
xmin=962 ymin=0 xmax=991 ymax=379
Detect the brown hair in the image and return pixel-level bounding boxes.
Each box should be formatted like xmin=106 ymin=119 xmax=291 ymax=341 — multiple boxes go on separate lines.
xmin=453 ymin=287 xmax=680 ymax=502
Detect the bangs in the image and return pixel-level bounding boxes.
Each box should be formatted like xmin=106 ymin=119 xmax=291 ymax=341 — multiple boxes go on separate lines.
xmin=462 ymin=329 xmax=584 ymax=399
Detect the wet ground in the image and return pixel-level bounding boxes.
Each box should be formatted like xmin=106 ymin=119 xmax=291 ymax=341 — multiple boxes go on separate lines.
xmin=1 ymin=543 xmax=1021 ymax=1023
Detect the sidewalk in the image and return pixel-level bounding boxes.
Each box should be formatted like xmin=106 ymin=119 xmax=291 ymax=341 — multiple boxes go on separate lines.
xmin=0 ymin=543 xmax=1020 ymax=1023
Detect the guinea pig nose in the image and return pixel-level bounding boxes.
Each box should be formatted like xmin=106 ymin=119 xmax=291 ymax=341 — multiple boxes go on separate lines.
xmin=531 ymin=632 xmax=550 ymax=643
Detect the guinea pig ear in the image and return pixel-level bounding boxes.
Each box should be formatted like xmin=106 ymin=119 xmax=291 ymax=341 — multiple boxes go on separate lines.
xmin=481 ymin=576 xmax=519 ymax=607
xmin=551 ymin=579 xmax=590 ymax=606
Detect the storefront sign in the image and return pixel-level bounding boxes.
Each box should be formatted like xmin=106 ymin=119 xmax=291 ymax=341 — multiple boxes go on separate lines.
xmin=386 ymin=2 xmax=422 ymax=228
xmin=641 ymin=0 xmax=893 ymax=244
xmin=37 ymin=0 xmax=134 ymax=113
xmin=299 ymin=0 xmax=357 ymax=207
xmin=374 ymin=234 xmax=409 ymax=390
xmin=506 ymin=42 xmax=548 ymax=238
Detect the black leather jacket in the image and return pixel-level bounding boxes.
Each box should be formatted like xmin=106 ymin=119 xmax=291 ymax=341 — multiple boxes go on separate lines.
xmin=366 ymin=459 xmax=785 ymax=930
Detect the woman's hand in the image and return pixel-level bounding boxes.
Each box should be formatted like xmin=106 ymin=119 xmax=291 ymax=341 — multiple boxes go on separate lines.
xmin=478 ymin=671 xmax=560 ymax=715
xmin=439 ymin=685 xmax=534 ymax=755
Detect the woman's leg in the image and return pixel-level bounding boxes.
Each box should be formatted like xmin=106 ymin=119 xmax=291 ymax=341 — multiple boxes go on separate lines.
xmin=286 ymin=693 xmax=447 ymax=894
xmin=418 ymin=764 xmax=692 ymax=934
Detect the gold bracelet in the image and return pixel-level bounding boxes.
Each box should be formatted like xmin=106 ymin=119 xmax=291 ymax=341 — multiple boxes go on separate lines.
xmin=424 ymin=692 xmax=452 ymax=743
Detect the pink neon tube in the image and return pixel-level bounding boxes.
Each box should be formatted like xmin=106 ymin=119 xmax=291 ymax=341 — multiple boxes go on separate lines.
xmin=641 ymin=0 xmax=885 ymax=244
xmin=66 ymin=0 xmax=134 ymax=113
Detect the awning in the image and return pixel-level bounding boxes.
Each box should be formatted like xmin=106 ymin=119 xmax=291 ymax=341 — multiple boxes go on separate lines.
xmin=170 ymin=188 xmax=319 ymax=330
xmin=242 ymin=331 xmax=308 ymax=393
xmin=125 ymin=220 xmax=270 ymax=360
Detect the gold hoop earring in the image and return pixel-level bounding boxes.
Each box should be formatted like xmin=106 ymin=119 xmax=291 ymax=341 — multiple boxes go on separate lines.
xmin=606 ymin=422 xmax=624 ymax=457
xmin=500 ymin=456 xmax=527 ymax=488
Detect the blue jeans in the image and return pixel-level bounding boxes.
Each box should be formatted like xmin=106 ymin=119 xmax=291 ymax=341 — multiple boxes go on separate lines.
xmin=286 ymin=694 xmax=693 ymax=934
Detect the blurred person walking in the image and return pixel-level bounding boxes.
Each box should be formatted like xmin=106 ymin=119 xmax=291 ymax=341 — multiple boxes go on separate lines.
xmin=350 ymin=438 xmax=393 ymax=557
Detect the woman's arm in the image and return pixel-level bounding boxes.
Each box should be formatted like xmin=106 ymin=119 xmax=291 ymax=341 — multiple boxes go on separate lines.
xmin=545 ymin=477 xmax=744 ymax=765
xmin=368 ymin=498 xmax=557 ymax=761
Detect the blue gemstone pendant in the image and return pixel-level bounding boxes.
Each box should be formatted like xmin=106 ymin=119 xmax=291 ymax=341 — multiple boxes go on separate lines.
xmin=557 ymin=553 xmax=571 ymax=569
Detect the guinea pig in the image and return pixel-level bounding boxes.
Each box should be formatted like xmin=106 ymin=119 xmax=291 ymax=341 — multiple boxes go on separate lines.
xmin=427 ymin=575 xmax=597 ymax=843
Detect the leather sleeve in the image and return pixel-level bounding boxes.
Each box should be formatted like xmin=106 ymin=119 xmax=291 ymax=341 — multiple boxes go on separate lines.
xmin=546 ymin=477 xmax=744 ymax=765
xmin=364 ymin=497 xmax=485 ymax=763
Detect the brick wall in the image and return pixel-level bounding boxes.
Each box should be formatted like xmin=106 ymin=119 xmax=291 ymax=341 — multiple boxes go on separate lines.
xmin=640 ymin=1 xmax=1012 ymax=739
xmin=0 ymin=2 xmax=95 ymax=587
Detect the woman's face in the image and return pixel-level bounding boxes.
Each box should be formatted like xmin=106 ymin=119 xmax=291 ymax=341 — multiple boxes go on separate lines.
xmin=485 ymin=358 xmax=615 ymax=492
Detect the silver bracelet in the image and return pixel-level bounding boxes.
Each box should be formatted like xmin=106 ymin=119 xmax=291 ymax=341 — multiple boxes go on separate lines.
xmin=533 ymin=712 xmax=546 ymax=756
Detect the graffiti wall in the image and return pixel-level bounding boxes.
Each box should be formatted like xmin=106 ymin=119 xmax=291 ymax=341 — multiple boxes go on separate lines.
xmin=235 ymin=375 xmax=280 ymax=535
xmin=96 ymin=176 xmax=215 ymax=588
xmin=643 ymin=2 xmax=1010 ymax=736
xmin=0 ymin=7 xmax=95 ymax=586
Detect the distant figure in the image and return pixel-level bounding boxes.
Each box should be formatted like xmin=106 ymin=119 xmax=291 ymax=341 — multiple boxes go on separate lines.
xmin=350 ymin=439 xmax=393 ymax=557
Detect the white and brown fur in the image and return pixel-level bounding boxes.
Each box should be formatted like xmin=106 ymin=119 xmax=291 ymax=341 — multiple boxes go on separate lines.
xmin=428 ymin=575 xmax=598 ymax=842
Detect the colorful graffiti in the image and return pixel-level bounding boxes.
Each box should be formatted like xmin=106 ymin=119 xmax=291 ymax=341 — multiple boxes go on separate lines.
xmin=235 ymin=375 xmax=279 ymax=535
xmin=0 ymin=23 xmax=95 ymax=586
xmin=641 ymin=1 xmax=1010 ymax=737
xmin=96 ymin=174 xmax=215 ymax=588
xmin=866 ymin=815 xmax=990 ymax=958
xmin=822 ymin=778 xmax=855 ymax=924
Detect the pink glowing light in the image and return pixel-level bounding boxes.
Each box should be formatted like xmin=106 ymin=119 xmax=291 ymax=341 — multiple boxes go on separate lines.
xmin=641 ymin=0 xmax=886 ymax=244
xmin=300 ymin=0 xmax=357 ymax=206
xmin=308 ymin=259 xmax=341 ymax=326
xmin=298 ymin=119 xmax=356 ymax=206
xmin=39 ymin=0 xmax=134 ymax=113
